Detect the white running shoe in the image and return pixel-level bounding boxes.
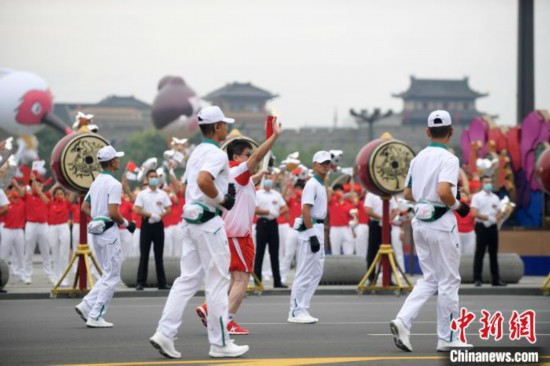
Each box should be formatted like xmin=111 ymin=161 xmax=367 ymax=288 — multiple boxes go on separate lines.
xmin=209 ymin=340 xmax=249 ymax=358
xmin=149 ymin=331 xmax=181 ymax=359
xmin=437 ymin=339 xmax=473 ymax=352
xmin=390 ymin=319 xmax=413 ymax=352
xmin=86 ymin=317 xmax=113 ymax=328
xmin=303 ymin=311 xmax=319 ymax=323
xmin=288 ymin=313 xmax=318 ymax=324
xmin=75 ymin=303 xmax=89 ymax=322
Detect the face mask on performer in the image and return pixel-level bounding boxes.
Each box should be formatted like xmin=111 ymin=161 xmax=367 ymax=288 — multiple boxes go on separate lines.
xmin=149 ymin=177 xmax=159 ymax=187
xmin=264 ymin=179 xmax=273 ymax=189
xmin=483 ymin=183 xmax=493 ymax=192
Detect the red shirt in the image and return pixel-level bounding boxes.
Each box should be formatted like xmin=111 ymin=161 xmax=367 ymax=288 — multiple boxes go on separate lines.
xmin=5 ymin=199 xmax=26 ymax=229
xmin=358 ymin=200 xmax=370 ymax=224
xmin=71 ymin=203 xmax=80 ymax=222
xmin=24 ymin=192 xmax=49 ymax=223
xmin=455 ymin=211 xmax=475 ymax=233
xmin=163 ymin=196 xmax=181 ymax=227
xmin=132 ymin=211 xmax=142 ymax=229
xmin=329 ymin=198 xmax=355 ymax=227
xmin=119 ymin=199 xmax=134 ymax=228
xmin=287 ymin=195 xmax=302 ymax=227
xmin=48 ymin=198 xmax=71 ymax=225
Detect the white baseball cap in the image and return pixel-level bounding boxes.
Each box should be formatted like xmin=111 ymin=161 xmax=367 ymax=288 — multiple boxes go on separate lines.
xmin=312 ymin=150 xmax=332 ymax=164
xmin=427 ymin=110 xmax=452 ymax=127
xmin=197 ymin=106 xmax=235 ymax=125
xmin=97 ymin=145 xmax=125 ymax=162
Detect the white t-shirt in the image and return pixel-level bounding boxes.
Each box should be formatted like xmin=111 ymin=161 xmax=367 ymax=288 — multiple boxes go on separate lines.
xmin=301 ymin=175 xmax=327 ymax=221
xmin=134 ymin=188 xmax=172 ymax=216
xmin=364 ymin=193 xmax=398 ymax=221
xmin=85 ymin=172 xmax=122 ymax=220
xmin=182 ymin=139 xmax=229 ymax=230
xmin=471 ymin=190 xmax=500 ymax=227
xmin=256 ymin=189 xmax=286 ymax=220
xmin=406 ymin=143 xmax=459 ymax=232
xmin=223 ymin=161 xmax=255 ymax=237
xmin=0 ymin=189 xmax=9 ymax=207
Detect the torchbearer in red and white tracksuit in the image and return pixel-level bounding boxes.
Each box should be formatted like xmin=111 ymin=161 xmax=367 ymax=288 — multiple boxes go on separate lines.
xmin=195 ymin=114 xmax=282 ymax=335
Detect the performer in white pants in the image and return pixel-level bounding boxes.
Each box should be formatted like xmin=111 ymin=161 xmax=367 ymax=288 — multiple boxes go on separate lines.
xmin=48 ymin=187 xmax=71 ymax=285
xmin=0 ymin=189 xmax=25 ymax=281
xmin=149 ymin=106 xmax=248 ymax=359
xmin=288 ymin=151 xmax=330 ymax=324
xmin=74 ymin=145 xmax=136 ymax=328
xmin=280 ymin=182 xmax=303 ymax=283
xmin=354 ymin=197 xmax=369 ymax=259
xmin=390 ymin=110 xmax=473 ymax=352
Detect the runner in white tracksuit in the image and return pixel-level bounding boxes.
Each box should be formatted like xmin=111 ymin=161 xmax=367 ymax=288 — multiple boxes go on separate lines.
xmin=390 ymin=110 xmax=474 ymax=352
xmin=288 ymin=150 xmax=330 ymax=324
xmin=74 ymin=145 xmax=136 ymax=328
xmin=149 ymin=106 xmax=248 ymax=359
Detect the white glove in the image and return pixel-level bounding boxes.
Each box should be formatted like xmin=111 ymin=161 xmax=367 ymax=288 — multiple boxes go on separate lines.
xmin=149 ymin=213 xmax=161 ymax=223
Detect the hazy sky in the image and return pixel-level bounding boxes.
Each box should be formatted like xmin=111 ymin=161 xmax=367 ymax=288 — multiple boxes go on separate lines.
xmin=1 ymin=0 xmax=548 ymax=128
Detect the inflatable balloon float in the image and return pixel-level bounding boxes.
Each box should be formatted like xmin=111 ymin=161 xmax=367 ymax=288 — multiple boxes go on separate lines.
xmin=461 ymin=110 xmax=550 ymax=227
xmin=151 ymin=76 xmax=204 ymax=139
xmin=0 ymin=69 xmax=71 ymax=184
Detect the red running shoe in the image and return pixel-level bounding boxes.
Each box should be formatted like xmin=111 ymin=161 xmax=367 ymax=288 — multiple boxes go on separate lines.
xmin=227 ymin=320 xmax=250 ymax=335
xmin=195 ymin=303 xmax=208 ymax=327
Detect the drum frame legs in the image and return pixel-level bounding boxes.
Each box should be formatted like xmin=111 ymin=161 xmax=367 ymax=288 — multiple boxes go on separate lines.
xmin=357 ymin=244 xmax=413 ymax=294
xmin=51 ymin=244 xmax=102 ymax=297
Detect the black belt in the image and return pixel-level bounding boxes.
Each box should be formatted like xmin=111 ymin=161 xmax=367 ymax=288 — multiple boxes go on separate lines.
xmin=257 ymin=218 xmax=277 ymax=222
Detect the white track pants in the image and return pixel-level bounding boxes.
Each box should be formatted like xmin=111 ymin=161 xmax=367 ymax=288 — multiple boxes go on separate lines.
xmin=157 ymin=223 xmax=231 ymax=347
xmin=49 ymin=223 xmax=71 ymax=283
xmin=355 ymin=223 xmax=369 ymax=260
xmin=0 ymin=227 xmax=25 ymax=281
xmin=119 ymin=229 xmax=133 ymax=259
xmin=391 ymin=225 xmax=405 ymax=273
xmin=458 ymin=231 xmax=475 ymax=256
xmin=289 ymin=223 xmax=325 ymax=317
xmin=172 ymin=223 xmax=184 ymax=257
xmin=132 ymin=229 xmax=141 ymax=258
xmin=280 ymin=228 xmax=298 ymax=283
xmin=82 ymin=227 xmax=122 ymax=320
xmin=24 ymin=222 xmax=53 ymax=281
xmin=163 ymin=225 xmax=176 ymax=257
xmin=329 ymin=226 xmax=354 ymax=255
xmin=395 ymin=224 xmax=461 ymax=342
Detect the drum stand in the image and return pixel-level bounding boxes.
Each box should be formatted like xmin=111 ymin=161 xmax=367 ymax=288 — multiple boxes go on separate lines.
xmin=357 ymin=244 xmax=413 ymax=294
xmin=542 ymin=272 xmax=550 ymax=295
xmin=247 ymin=273 xmax=264 ymax=294
xmin=357 ymin=196 xmax=413 ymax=295
xmin=51 ymin=197 xmax=102 ymax=297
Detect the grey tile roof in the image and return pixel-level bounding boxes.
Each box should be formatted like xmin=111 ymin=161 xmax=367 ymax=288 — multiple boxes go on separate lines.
xmin=393 ymin=76 xmax=488 ymax=99
xmin=204 ymin=82 xmax=278 ymax=100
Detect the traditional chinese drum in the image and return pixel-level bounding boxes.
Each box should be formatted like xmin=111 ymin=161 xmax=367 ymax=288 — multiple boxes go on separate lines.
xmin=355 ymin=138 xmax=415 ymax=196
xmin=535 ymin=144 xmax=550 ymax=195
xmin=51 ymin=132 xmax=109 ymax=193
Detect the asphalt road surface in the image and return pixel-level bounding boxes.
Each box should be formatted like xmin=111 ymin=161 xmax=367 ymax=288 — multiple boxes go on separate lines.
xmin=1 ymin=294 xmax=548 ymax=366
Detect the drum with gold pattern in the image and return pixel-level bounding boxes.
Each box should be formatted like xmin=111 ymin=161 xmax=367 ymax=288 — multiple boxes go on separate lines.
xmin=51 ymin=132 xmax=109 ymax=193
xmin=355 ymin=138 xmax=415 ymax=197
